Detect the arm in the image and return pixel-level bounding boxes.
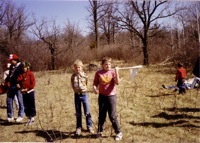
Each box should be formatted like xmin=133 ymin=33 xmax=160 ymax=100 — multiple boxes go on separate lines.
xmin=93 ymin=72 xmax=99 ymax=94
xmin=29 ymin=72 xmax=36 ymax=89
xmin=114 ymin=67 xmax=120 ymax=85
xmin=175 ymin=70 xmax=179 ymax=82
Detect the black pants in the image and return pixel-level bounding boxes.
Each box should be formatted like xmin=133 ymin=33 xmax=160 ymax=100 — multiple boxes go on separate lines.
xmin=177 ymin=78 xmax=186 ymax=94
xmin=97 ymin=94 xmax=121 ymax=134
xmin=23 ymin=91 xmax=36 ymax=118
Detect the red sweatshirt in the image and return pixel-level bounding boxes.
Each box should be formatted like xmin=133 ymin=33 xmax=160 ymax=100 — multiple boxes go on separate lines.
xmin=175 ymin=67 xmax=186 ymax=81
xmin=17 ymin=70 xmax=36 ymax=91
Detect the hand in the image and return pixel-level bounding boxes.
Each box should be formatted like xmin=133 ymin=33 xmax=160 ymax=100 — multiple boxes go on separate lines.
xmin=21 ymin=88 xmax=28 ymax=94
xmin=115 ymin=66 xmax=119 ymax=75
xmin=16 ymin=84 xmax=21 ymax=89
xmin=93 ymin=86 xmax=99 ymax=94
xmin=94 ymin=89 xmax=99 ymax=94
xmin=115 ymin=66 xmax=119 ymax=72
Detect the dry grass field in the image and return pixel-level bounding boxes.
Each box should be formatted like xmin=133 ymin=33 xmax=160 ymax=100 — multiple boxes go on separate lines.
xmin=0 ymin=62 xmax=200 ymax=143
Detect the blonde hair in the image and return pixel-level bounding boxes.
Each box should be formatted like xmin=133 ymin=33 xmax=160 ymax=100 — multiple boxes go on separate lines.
xmin=101 ymin=57 xmax=112 ymax=65
xmin=73 ymin=59 xmax=83 ymax=67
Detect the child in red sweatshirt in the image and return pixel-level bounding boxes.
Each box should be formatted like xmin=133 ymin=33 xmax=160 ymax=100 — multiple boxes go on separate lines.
xmin=17 ymin=62 xmax=36 ymax=125
xmin=175 ymin=63 xmax=186 ymax=94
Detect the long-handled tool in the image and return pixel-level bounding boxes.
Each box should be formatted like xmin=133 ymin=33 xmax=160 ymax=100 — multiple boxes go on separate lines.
xmin=117 ymin=65 xmax=143 ymax=70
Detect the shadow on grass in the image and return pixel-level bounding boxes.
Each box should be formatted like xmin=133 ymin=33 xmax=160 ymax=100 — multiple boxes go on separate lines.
xmin=164 ymin=107 xmax=200 ymax=113
xmin=15 ymin=129 xmax=100 ymax=142
xmin=15 ymin=130 xmax=72 ymax=142
xmin=0 ymin=118 xmax=24 ymax=126
xmin=130 ymin=111 xmax=200 ymax=129
xmin=130 ymin=119 xmax=200 ymax=128
xmin=0 ymin=105 xmax=7 ymax=109
xmin=146 ymin=93 xmax=174 ymax=97
xmin=151 ymin=112 xmax=200 ymax=120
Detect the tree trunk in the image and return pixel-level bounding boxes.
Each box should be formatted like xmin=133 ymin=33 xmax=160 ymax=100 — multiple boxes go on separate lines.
xmin=142 ymin=41 xmax=149 ymax=65
xmin=50 ymin=46 xmax=55 ymax=70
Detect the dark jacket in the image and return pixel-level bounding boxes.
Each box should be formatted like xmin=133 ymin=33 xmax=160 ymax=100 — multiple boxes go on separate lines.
xmin=5 ymin=62 xmax=23 ymax=87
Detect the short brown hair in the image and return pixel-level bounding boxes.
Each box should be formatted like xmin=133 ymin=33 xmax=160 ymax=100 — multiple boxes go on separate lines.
xmin=177 ymin=62 xmax=183 ymax=67
xmin=101 ymin=57 xmax=112 ymax=65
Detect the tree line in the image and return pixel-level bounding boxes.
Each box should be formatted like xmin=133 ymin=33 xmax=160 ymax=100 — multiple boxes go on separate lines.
xmin=0 ymin=0 xmax=199 ymax=72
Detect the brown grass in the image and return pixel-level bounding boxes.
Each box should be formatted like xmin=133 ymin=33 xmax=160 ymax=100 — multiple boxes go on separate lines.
xmin=0 ymin=63 xmax=200 ymax=143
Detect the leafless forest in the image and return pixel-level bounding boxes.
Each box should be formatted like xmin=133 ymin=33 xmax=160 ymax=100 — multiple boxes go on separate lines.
xmin=0 ymin=1 xmax=200 ymax=142
xmin=0 ymin=0 xmax=199 ymax=72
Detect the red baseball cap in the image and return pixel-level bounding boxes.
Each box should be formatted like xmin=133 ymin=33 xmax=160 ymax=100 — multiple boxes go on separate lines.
xmin=8 ymin=54 xmax=19 ymax=61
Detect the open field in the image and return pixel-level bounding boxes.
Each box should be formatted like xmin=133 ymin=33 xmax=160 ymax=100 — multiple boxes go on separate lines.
xmin=0 ymin=63 xmax=200 ymax=143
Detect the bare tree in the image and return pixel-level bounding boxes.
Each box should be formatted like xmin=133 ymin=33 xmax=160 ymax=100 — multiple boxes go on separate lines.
xmin=59 ymin=21 xmax=85 ymax=66
xmin=99 ymin=1 xmax=119 ymax=44
xmin=88 ymin=0 xmax=109 ymax=50
xmin=32 ymin=18 xmax=61 ymax=70
xmin=0 ymin=0 xmax=5 ymax=25
xmin=0 ymin=0 xmax=32 ymax=55
xmin=188 ymin=2 xmax=200 ymax=57
xmin=117 ymin=1 xmax=182 ymax=65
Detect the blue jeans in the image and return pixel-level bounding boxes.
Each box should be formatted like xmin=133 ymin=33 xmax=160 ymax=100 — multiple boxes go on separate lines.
xmin=7 ymin=86 xmax=24 ymax=118
xmin=74 ymin=92 xmax=92 ymax=129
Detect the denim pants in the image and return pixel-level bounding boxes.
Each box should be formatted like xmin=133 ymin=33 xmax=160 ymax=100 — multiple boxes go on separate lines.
xmin=23 ymin=91 xmax=36 ymax=118
xmin=177 ymin=78 xmax=186 ymax=93
xmin=98 ymin=94 xmax=121 ymax=134
xmin=7 ymin=86 xmax=24 ymax=118
xmin=74 ymin=92 xmax=92 ymax=129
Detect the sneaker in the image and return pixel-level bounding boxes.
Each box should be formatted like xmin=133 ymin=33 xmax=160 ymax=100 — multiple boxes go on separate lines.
xmin=75 ymin=128 xmax=81 ymax=136
xmin=115 ymin=132 xmax=123 ymax=141
xmin=7 ymin=117 xmax=14 ymax=122
xmin=88 ymin=127 xmax=94 ymax=134
xmin=30 ymin=117 xmax=35 ymax=122
xmin=26 ymin=118 xmax=31 ymax=126
xmin=26 ymin=117 xmax=35 ymax=126
xmin=16 ymin=117 xmax=23 ymax=122
xmin=96 ymin=132 xmax=103 ymax=138
xmin=186 ymin=86 xmax=190 ymax=90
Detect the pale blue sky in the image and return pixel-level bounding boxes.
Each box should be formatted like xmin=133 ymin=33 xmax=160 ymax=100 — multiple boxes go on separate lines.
xmin=13 ymin=0 xmax=90 ymax=35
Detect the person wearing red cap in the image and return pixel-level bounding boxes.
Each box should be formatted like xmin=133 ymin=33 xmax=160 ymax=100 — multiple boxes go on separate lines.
xmin=5 ymin=54 xmax=24 ymax=122
xmin=3 ymin=63 xmax=19 ymax=110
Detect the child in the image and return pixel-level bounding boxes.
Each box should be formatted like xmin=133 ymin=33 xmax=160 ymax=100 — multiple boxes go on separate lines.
xmin=5 ymin=54 xmax=24 ymax=122
xmin=93 ymin=57 xmax=122 ymax=141
xmin=71 ymin=59 xmax=94 ymax=135
xmin=175 ymin=62 xmax=186 ymax=94
xmin=17 ymin=62 xmax=36 ymax=126
xmin=162 ymin=77 xmax=200 ymax=90
xmin=3 ymin=63 xmax=19 ymax=110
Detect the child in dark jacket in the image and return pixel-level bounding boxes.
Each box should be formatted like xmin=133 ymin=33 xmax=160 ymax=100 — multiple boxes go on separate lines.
xmin=6 ymin=54 xmax=24 ymax=122
xmin=17 ymin=62 xmax=36 ymax=125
